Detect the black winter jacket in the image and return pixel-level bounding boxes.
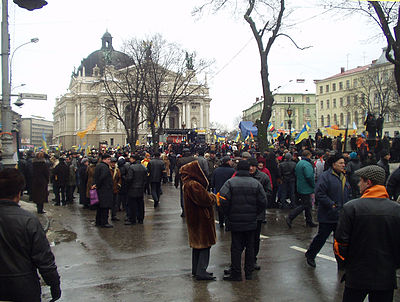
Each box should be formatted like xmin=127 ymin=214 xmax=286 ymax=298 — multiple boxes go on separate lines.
xmin=387 ymin=166 xmax=400 ymax=201
xmin=147 ymin=158 xmax=166 ymax=183
xmin=279 ymin=160 xmax=296 ymax=183
xmin=126 ymin=162 xmax=147 ymax=198
xmin=94 ymin=161 xmax=113 ymax=208
xmin=0 ymin=200 xmax=60 ymax=301
xmin=211 ymin=165 xmax=235 ymax=193
xmin=251 ymin=169 xmax=272 ymax=221
xmin=219 ymin=170 xmax=267 ymax=232
xmin=335 ymin=189 xmax=400 ymax=290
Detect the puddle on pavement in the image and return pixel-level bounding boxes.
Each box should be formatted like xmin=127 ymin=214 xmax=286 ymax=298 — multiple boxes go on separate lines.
xmin=51 ymin=229 xmax=77 ymax=244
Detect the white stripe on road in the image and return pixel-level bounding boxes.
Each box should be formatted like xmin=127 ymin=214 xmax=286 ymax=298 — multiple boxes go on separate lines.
xmin=215 ymin=220 xmax=269 ymax=238
xmin=290 ymin=246 xmax=336 ymax=262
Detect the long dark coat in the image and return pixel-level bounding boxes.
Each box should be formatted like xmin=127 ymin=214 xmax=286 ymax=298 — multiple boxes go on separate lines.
xmin=180 ymin=161 xmax=217 ymax=249
xmin=78 ymin=165 xmax=88 ymax=205
xmin=94 ymin=161 xmax=113 ymax=208
xmin=31 ymin=159 xmax=50 ymax=205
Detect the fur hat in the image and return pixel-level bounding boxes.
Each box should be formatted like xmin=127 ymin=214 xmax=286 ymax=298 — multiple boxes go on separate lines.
xmin=355 ymin=165 xmax=386 ymax=186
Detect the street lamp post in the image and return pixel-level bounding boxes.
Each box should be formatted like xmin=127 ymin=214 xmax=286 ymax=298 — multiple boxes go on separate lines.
xmin=10 ymin=38 xmax=38 ymax=90
xmin=287 ymin=105 xmax=293 ymax=137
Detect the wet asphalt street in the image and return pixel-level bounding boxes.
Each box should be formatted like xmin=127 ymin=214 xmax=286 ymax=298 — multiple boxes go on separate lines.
xmin=32 ymin=181 xmax=400 ymax=302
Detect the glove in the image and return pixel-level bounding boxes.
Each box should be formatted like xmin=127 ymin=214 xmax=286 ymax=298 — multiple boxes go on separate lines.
xmin=50 ymin=284 xmax=62 ymax=301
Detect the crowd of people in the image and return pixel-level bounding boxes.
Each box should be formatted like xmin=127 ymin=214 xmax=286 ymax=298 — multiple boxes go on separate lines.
xmin=2 ymin=130 xmax=400 ymax=301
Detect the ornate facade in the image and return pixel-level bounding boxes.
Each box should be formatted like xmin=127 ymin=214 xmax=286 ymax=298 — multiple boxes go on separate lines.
xmin=53 ymin=32 xmax=211 ymax=149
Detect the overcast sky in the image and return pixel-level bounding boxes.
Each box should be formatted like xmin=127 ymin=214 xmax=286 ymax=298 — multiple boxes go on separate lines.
xmin=6 ymin=0 xmax=386 ymax=130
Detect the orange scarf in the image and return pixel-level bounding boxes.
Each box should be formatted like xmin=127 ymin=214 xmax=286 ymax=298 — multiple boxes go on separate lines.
xmin=361 ymin=185 xmax=389 ymax=199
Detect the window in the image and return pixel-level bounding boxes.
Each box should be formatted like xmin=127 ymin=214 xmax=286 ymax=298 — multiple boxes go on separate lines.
xmin=192 ymin=105 xmax=197 ymax=110
xmin=346 ymin=80 xmax=350 ymax=89
xmin=347 ymin=112 xmax=351 ymax=124
xmin=334 ymin=113 xmax=337 ymax=124
xmin=354 ymin=111 xmax=358 ymax=125
xmin=319 ymin=86 xmax=323 ymax=94
xmin=321 ymin=115 xmax=324 ymax=126
xmin=325 ymin=85 xmax=329 ymax=93
xmin=353 ymin=95 xmax=358 ymax=105
xmin=332 ymin=83 xmax=336 ymax=91
xmin=287 ymin=96 xmax=292 ymax=103
xmin=353 ymin=79 xmax=358 ymax=87
xmin=339 ymin=82 xmax=343 ymax=90
xmin=306 ymin=97 xmax=310 ymax=103
xmin=347 ymin=96 xmax=350 ymax=106
xmin=110 ymin=138 xmax=114 ymax=146
xmin=327 ymin=114 xmax=331 ymax=125
xmin=340 ymin=113 xmax=344 ymax=125
xmin=374 ymin=93 xmax=379 ymax=107
xmin=333 ymin=98 xmax=336 ymax=108
xmin=320 ymin=100 xmax=323 ymax=109
xmin=306 ymin=109 xmax=310 ymax=115
xmin=327 ymin=99 xmax=330 ymax=109
xmin=340 ymin=97 xmax=343 ymax=107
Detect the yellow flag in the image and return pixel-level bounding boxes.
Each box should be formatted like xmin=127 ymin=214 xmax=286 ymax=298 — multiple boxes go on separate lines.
xmin=77 ymin=118 xmax=98 ymax=139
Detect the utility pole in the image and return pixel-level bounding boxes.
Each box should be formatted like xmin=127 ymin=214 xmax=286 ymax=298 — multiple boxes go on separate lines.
xmin=1 ymin=0 xmax=13 ymax=167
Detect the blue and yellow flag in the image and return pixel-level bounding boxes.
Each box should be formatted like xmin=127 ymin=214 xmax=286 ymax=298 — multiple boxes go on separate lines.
xmin=295 ymin=125 xmax=309 ymax=144
xmin=306 ymin=122 xmax=311 ymax=131
xmin=234 ymin=131 xmax=240 ymax=142
xmin=41 ymin=132 xmax=48 ymax=153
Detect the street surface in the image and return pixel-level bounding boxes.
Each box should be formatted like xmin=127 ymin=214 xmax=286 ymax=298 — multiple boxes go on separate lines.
xmin=24 ymin=178 xmax=400 ymax=302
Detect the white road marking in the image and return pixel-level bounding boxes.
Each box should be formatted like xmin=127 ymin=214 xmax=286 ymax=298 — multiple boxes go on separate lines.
xmin=290 ymin=246 xmax=336 ymax=262
xmin=215 ymin=220 xmax=269 ymax=238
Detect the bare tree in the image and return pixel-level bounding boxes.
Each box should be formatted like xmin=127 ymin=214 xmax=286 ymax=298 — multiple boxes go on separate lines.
xmin=346 ymin=65 xmax=398 ymax=122
xmin=91 ymin=40 xmax=148 ymax=150
xmin=194 ymin=0 xmax=309 ymax=151
xmin=141 ymin=34 xmax=211 ymax=152
xmin=325 ymin=1 xmax=400 ymax=97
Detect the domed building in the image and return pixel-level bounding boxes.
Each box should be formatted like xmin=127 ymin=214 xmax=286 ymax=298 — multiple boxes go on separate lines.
xmin=53 ymin=31 xmax=211 ymax=149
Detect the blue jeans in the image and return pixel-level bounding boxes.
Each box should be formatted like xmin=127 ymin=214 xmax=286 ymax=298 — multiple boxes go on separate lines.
xmin=306 ymin=222 xmax=337 ymax=260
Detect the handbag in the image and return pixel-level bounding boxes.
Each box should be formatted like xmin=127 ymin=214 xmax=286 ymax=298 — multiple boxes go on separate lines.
xmin=89 ymin=188 xmax=99 ymax=206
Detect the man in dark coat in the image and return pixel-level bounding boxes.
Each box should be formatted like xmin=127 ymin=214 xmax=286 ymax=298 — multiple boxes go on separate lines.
xmin=211 ymin=156 xmax=235 ymax=229
xmin=335 ymin=165 xmax=400 ymax=301
xmin=0 ymin=168 xmax=61 ymax=302
xmin=387 ymin=164 xmax=400 ymax=201
xmin=175 ymin=148 xmax=196 ymax=217
xmin=305 ymin=153 xmax=350 ymax=268
xmin=376 ymin=114 xmax=384 ymax=138
xmin=219 ymin=160 xmax=267 ymax=281
xmin=147 ymin=152 xmax=166 ymax=208
xmin=377 ymin=149 xmax=391 ymax=183
xmin=125 ymin=155 xmax=147 ymax=224
xmin=93 ymin=154 xmax=114 ymax=228
xmin=32 ymin=152 xmax=50 ymax=214
xmin=180 ymin=161 xmax=217 ymax=281
xmin=248 ymin=157 xmax=272 ymax=270
xmin=52 ymin=157 xmax=69 ymax=206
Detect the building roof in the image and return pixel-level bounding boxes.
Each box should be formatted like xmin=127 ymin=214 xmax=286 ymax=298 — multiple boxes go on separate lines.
xmin=318 ymin=65 xmax=370 ymax=82
xmin=75 ymin=31 xmax=133 ymax=77
xmin=273 ymin=79 xmax=316 ymax=94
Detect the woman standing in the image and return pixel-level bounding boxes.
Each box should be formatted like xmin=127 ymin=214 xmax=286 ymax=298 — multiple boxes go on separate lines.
xmin=32 ymin=152 xmax=50 ymax=214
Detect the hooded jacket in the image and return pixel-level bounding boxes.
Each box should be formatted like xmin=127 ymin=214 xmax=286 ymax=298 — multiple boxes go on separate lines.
xmin=334 ymin=185 xmax=400 ymax=290
xmin=180 ymin=161 xmax=217 ymax=249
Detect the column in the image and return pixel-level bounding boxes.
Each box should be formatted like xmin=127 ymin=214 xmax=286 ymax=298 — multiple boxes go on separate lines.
xmin=200 ymin=102 xmax=204 ymax=128
xmin=186 ymin=102 xmax=191 ymax=128
xmin=178 ymin=104 xmax=182 ymax=128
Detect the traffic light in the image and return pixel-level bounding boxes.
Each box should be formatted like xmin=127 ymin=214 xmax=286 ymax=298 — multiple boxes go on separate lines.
xmin=13 ymin=0 xmax=47 ymax=10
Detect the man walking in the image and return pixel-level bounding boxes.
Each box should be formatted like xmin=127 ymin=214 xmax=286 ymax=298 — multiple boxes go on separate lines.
xmin=126 ymin=155 xmax=147 ymax=224
xmin=334 ymin=165 xmax=400 ymax=301
xmin=219 ymin=160 xmax=267 ymax=281
xmin=0 ymin=168 xmax=61 ymax=302
xmin=147 ymin=152 xmax=166 ymax=208
xmin=286 ymin=150 xmax=317 ymax=228
xmin=305 ymin=153 xmax=350 ymax=267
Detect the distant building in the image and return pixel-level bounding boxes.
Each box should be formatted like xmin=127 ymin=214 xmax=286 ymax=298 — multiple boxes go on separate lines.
xmin=53 ymin=31 xmax=211 ymax=149
xmin=20 ymin=116 xmax=53 ymax=148
xmin=242 ymin=79 xmax=317 ymax=133
xmin=315 ymin=47 xmax=399 ymax=137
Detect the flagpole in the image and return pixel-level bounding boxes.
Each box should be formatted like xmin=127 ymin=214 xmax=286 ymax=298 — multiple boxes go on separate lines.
xmin=343 ymin=119 xmax=349 ymax=153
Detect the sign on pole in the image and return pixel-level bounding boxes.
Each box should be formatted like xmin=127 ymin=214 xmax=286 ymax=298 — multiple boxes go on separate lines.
xmin=19 ymin=93 xmax=47 ymax=100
